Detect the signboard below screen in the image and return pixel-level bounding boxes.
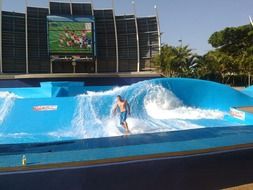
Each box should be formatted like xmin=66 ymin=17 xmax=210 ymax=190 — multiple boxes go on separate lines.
xmin=48 ymin=16 xmax=94 ymax=55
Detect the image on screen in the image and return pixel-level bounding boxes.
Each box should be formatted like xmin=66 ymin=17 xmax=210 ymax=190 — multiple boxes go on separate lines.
xmin=48 ymin=21 xmax=93 ymax=54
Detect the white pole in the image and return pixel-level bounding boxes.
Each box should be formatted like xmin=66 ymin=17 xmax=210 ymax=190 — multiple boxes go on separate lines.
xmin=112 ymin=0 xmax=119 ymax=72
xmin=70 ymin=0 xmax=73 ymax=15
xmin=50 ymin=59 xmax=53 ymax=73
xmin=90 ymin=0 xmax=97 ymax=73
xmin=132 ymin=1 xmax=140 ymax=72
xmin=48 ymin=0 xmax=51 ymax=15
xmin=90 ymin=0 xmax=94 ymax=17
xmin=25 ymin=0 xmax=29 ymax=74
xmin=0 ymin=0 xmax=2 ymax=73
xmin=48 ymin=0 xmax=52 ymax=73
xmin=248 ymin=72 xmax=251 ymax=87
xmin=249 ymin=16 xmax=253 ymax=27
xmin=154 ymin=5 xmax=161 ymax=55
xmin=249 ymin=16 xmax=253 ymax=86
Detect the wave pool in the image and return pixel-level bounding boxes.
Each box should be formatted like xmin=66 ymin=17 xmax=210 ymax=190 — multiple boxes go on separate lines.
xmin=0 ymin=78 xmax=252 ymax=144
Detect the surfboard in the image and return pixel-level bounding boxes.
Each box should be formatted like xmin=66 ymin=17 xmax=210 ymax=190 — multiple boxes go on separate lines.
xmin=117 ymin=126 xmax=131 ymax=136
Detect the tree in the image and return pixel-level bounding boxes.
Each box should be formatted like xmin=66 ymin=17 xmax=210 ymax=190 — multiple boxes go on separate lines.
xmin=153 ymin=23 xmax=253 ymax=86
xmin=203 ymin=51 xmax=238 ymax=83
xmin=153 ymin=44 xmax=199 ymax=77
xmin=208 ymin=24 xmax=253 ymax=56
xmin=152 ymin=44 xmax=176 ymax=77
xmin=208 ymin=24 xmax=253 ymax=85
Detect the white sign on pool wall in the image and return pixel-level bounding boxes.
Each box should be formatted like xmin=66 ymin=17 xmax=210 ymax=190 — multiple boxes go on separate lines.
xmin=230 ymin=108 xmax=245 ymax=121
xmin=33 ymin=105 xmax=58 ymax=112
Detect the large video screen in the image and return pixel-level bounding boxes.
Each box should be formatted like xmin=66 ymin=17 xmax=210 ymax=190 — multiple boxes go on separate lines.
xmin=48 ymin=21 xmax=93 ymax=54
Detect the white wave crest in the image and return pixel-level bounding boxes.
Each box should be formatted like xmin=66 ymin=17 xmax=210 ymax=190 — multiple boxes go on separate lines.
xmin=144 ymin=84 xmax=224 ymax=120
xmin=0 ymin=91 xmax=20 ymax=124
xmin=50 ymin=83 xmax=225 ymax=140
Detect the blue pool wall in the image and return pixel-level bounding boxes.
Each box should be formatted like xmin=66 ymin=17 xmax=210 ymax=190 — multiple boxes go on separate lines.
xmin=1 ymin=97 xmax=76 ymax=138
xmin=2 ymin=77 xmax=253 ymax=108
xmin=1 ymin=78 xmax=253 ymax=189
xmin=152 ymin=78 xmax=253 ymax=111
xmin=242 ymin=85 xmax=253 ymax=97
xmin=2 ymin=76 xmax=252 ymax=111
xmin=0 ymin=78 xmax=253 ymax=140
xmin=0 ymin=81 xmax=87 ymax=98
xmin=0 ymin=76 xmax=160 ymax=88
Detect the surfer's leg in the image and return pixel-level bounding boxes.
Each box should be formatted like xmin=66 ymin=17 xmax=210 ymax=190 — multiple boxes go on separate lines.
xmin=124 ymin=122 xmax=130 ymax=134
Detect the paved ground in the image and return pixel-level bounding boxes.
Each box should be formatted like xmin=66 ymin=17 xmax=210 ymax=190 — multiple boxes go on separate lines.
xmin=225 ymin=183 xmax=253 ymax=190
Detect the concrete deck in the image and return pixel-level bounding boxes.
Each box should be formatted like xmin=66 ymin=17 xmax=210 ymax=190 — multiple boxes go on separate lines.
xmin=238 ymin=107 xmax=253 ymax=114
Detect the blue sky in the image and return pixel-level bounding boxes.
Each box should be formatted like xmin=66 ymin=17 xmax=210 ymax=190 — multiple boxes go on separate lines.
xmin=2 ymin=0 xmax=253 ymax=54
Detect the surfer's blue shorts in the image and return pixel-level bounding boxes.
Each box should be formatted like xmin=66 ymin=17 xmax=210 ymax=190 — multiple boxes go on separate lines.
xmin=120 ymin=111 xmax=127 ymax=125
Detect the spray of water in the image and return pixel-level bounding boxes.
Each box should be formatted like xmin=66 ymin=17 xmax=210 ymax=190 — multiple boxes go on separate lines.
xmin=54 ymin=82 xmax=225 ymax=139
xmin=144 ymin=85 xmax=224 ymax=120
xmin=0 ymin=81 xmax=228 ymax=143
xmin=0 ymin=92 xmax=20 ymax=124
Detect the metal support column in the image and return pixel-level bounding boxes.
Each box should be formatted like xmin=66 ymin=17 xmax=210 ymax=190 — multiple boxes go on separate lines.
xmin=0 ymin=0 xmax=2 ymax=73
xmin=154 ymin=5 xmax=161 ymax=54
xmin=70 ymin=0 xmax=73 ymax=15
xmin=50 ymin=59 xmax=53 ymax=73
xmin=91 ymin=0 xmax=97 ymax=73
xmin=25 ymin=0 xmax=29 ymax=74
xmin=48 ymin=0 xmax=51 ymax=73
xmin=112 ymin=0 xmax=119 ymax=72
xmin=132 ymin=1 xmax=140 ymax=72
xmin=48 ymin=0 xmax=51 ymax=15
xmin=248 ymin=16 xmax=253 ymax=86
xmin=250 ymin=16 xmax=253 ymax=27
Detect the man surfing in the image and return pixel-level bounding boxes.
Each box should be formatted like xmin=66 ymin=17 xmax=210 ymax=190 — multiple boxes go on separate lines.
xmin=113 ymin=95 xmax=131 ymax=134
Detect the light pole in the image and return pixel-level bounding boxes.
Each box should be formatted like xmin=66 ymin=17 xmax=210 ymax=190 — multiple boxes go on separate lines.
xmin=48 ymin=0 xmax=51 ymax=15
xmin=178 ymin=39 xmax=183 ymax=48
xmin=112 ymin=0 xmax=119 ymax=72
xmin=249 ymin=16 xmax=253 ymax=86
xmin=25 ymin=0 xmax=29 ymax=74
xmin=249 ymin=16 xmax=253 ymax=27
xmin=132 ymin=1 xmax=140 ymax=72
xmin=69 ymin=0 xmax=73 ymax=15
xmin=154 ymin=5 xmax=161 ymax=55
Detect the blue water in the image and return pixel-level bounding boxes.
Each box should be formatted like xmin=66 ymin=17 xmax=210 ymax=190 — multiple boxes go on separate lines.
xmin=0 ymin=78 xmax=251 ymax=144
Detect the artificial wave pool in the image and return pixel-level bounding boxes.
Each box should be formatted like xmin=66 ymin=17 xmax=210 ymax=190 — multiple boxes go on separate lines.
xmin=0 ymin=78 xmax=252 ymax=144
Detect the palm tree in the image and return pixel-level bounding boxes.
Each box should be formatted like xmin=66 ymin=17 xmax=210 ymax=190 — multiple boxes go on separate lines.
xmin=152 ymin=44 xmax=176 ymax=77
xmin=171 ymin=45 xmax=198 ymax=77
xmin=152 ymin=44 xmax=200 ymax=77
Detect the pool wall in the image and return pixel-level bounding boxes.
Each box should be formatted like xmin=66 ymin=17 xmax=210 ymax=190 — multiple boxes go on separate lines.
xmin=1 ymin=144 xmax=253 ymax=190
xmin=1 ymin=77 xmax=253 ymax=189
xmin=1 ymin=78 xmax=253 ymax=141
xmin=154 ymin=78 xmax=253 ymax=111
xmin=0 ymin=75 xmax=161 ymax=88
xmin=1 ymin=78 xmax=252 ymax=139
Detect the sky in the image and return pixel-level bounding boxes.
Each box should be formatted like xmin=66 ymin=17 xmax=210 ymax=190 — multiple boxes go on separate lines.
xmin=1 ymin=0 xmax=253 ymax=55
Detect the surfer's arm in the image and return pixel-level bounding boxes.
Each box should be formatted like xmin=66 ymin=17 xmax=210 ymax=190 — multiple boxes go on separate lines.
xmin=112 ymin=104 xmax=118 ymax=115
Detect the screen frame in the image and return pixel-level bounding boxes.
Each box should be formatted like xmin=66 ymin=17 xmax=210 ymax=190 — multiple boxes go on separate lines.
xmin=47 ymin=15 xmax=95 ymax=57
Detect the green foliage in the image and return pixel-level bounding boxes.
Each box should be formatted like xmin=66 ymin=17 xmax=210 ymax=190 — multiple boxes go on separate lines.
xmin=152 ymin=44 xmax=199 ymax=77
xmin=154 ymin=23 xmax=253 ymax=86
xmin=208 ymin=25 xmax=253 ymax=56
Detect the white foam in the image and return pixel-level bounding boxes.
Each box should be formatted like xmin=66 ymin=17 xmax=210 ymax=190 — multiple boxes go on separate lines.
xmin=144 ymin=85 xmax=224 ymax=120
xmin=84 ymin=86 xmax=129 ymax=97
xmin=0 ymin=132 xmax=30 ymax=138
xmin=0 ymin=91 xmax=21 ymax=99
xmin=145 ymin=104 xmax=224 ymax=120
xmin=0 ymin=91 xmax=20 ymax=124
xmin=50 ymin=83 xmax=225 ymax=140
xmin=144 ymin=85 xmax=183 ymax=110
